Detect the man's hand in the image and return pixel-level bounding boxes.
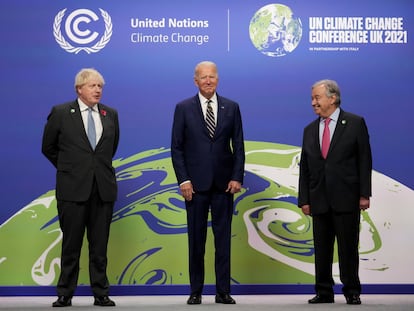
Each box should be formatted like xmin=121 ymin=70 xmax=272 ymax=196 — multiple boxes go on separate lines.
xmin=180 ymin=182 xmax=194 ymax=201
xmin=301 ymin=204 xmax=311 ymax=216
xmin=360 ymin=197 xmax=370 ymax=210
xmin=226 ymin=180 xmax=242 ymax=194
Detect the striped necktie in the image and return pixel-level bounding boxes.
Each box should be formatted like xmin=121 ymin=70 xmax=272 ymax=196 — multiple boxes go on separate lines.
xmin=205 ymin=100 xmax=215 ymax=138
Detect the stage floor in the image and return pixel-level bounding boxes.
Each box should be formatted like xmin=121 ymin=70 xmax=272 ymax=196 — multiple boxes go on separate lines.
xmin=1 ymin=295 xmax=414 ymax=310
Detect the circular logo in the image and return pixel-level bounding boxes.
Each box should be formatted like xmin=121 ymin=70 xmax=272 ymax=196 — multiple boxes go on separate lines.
xmin=249 ymin=4 xmax=302 ymax=57
xmin=53 ymin=8 xmax=113 ymax=54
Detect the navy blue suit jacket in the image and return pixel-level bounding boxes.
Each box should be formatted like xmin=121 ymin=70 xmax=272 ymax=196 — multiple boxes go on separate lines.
xmin=298 ymin=109 xmax=372 ymax=214
xmin=171 ymin=94 xmax=245 ymax=192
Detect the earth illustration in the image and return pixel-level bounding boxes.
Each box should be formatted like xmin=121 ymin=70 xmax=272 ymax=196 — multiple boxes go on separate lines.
xmin=249 ymin=4 xmax=303 ymax=57
xmin=0 ymin=141 xmax=413 ymax=287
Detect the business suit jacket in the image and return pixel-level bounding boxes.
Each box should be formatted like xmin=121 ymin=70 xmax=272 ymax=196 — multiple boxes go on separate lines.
xmin=42 ymin=100 xmax=120 ymax=202
xmin=298 ymin=109 xmax=372 ymax=214
xmin=171 ymin=94 xmax=245 ymax=191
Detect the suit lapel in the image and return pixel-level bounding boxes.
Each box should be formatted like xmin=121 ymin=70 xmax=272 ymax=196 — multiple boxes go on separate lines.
xmin=194 ymin=95 xmax=225 ymax=138
xmin=311 ymin=119 xmax=321 ymax=154
xmin=193 ymin=96 xmax=212 ymax=138
xmin=97 ymin=103 xmax=106 ymax=146
xmin=70 ymin=100 xmax=90 ymax=145
xmin=329 ymin=109 xmax=347 ymax=154
xmin=215 ymin=96 xmax=225 ymax=137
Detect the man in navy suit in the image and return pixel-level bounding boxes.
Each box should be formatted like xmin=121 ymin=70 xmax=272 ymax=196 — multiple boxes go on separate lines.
xmin=171 ymin=61 xmax=245 ymax=305
xmin=42 ymin=68 xmax=119 ymax=307
xmin=298 ymin=79 xmax=372 ymax=305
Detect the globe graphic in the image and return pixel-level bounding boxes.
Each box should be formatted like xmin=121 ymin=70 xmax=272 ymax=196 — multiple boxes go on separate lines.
xmin=249 ymin=4 xmax=302 ymax=57
xmin=0 ymin=141 xmax=413 ymax=287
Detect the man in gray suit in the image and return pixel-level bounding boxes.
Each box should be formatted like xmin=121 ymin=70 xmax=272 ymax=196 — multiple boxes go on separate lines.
xmin=171 ymin=61 xmax=245 ymax=305
xmin=42 ymin=68 xmax=119 ymax=307
xmin=298 ymin=79 xmax=372 ymax=305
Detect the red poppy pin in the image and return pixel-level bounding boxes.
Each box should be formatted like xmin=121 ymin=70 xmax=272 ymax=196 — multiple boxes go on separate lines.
xmin=101 ymin=109 xmax=107 ymax=117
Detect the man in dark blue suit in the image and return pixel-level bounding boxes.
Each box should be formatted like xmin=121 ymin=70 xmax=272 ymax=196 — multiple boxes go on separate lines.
xmin=298 ymin=79 xmax=372 ymax=305
xmin=171 ymin=61 xmax=245 ymax=305
xmin=42 ymin=68 xmax=119 ymax=307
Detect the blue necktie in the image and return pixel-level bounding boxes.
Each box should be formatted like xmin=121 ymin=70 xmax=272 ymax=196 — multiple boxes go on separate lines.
xmin=87 ymin=108 xmax=96 ymax=149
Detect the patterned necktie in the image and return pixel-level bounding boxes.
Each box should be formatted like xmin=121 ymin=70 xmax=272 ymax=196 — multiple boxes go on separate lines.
xmin=321 ymin=118 xmax=331 ymax=159
xmin=205 ymin=100 xmax=215 ymax=138
xmin=87 ymin=107 xmax=96 ymax=150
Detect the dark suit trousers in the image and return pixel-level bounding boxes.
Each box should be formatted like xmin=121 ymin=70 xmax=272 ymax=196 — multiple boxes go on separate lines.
xmin=56 ymin=180 xmax=114 ymax=297
xmin=185 ymin=188 xmax=234 ymax=295
xmin=312 ymin=209 xmax=361 ymax=297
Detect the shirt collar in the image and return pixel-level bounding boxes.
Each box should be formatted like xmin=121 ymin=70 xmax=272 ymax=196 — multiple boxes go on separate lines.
xmin=78 ymin=99 xmax=97 ymax=112
xmin=321 ymin=107 xmax=340 ymax=123
xmin=198 ymin=93 xmax=217 ymax=106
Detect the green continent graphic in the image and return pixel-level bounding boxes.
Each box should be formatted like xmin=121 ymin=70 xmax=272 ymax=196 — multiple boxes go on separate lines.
xmin=0 ymin=142 xmax=382 ymax=286
xmin=249 ymin=4 xmax=302 ymax=57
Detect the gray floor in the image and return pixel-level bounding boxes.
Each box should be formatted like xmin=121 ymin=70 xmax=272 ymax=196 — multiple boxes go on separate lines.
xmin=1 ymin=295 xmax=414 ymax=311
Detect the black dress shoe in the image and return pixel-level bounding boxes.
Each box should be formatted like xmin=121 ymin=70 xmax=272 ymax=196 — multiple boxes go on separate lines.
xmin=94 ymin=296 xmax=116 ymax=307
xmin=215 ymin=293 xmax=236 ymax=304
xmin=346 ymin=294 xmax=361 ymax=305
xmin=187 ymin=294 xmax=202 ymax=304
xmin=308 ymin=295 xmax=334 ymax=304
xmin=52 ymin=296 xmax=72 ymax=307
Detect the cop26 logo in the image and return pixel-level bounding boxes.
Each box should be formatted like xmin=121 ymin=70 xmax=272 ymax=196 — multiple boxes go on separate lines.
xmin=53 ymin=8 xmax=113 ymax=54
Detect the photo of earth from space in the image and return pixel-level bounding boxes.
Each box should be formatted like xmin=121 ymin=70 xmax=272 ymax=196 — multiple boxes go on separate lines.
xmin=249 ymin=3 xmax=303 ymax=57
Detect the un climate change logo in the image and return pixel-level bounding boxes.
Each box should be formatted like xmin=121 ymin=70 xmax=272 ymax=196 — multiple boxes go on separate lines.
xmin=249 ymin=4 xmax=302 ymax=57
xmin=53 ymin=8 xmax=113 ymax=54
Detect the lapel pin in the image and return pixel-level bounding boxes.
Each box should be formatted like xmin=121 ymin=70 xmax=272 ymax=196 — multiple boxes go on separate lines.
xmin=70 ymin=108 xmax=75 ymax=113
xmin=341 ymin=120 xmax=347 ymax=125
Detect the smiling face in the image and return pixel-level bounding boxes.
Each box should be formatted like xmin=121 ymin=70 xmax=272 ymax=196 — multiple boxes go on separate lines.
xmin=194 ymin=63 xmax=218 ymax=99
xmin=311 ymin=83 xmax=337 ymax=118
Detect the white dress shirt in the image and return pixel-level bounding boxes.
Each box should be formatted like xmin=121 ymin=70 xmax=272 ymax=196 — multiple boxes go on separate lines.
xmin=198 ymin=93 xmax=218 ymax=124
xmin=78 ymin=99 xmax=103 ymax=146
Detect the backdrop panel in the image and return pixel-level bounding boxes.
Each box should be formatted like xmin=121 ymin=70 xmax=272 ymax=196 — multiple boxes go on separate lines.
xmin=0 ymin=0 xmax=413 ymax=294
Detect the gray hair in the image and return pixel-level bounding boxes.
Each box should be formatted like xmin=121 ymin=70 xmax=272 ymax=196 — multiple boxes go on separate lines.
xmin=74 ymin=68 xmax=105 ymax=89
xmin=312 ymin=79 xmax=341 ymax=106
xmin=194 ymin=61 xmax=218 ymax=79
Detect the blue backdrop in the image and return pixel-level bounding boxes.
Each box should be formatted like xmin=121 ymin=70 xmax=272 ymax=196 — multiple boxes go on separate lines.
xmin=1 ymin=0 xmax=412 ymax=224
